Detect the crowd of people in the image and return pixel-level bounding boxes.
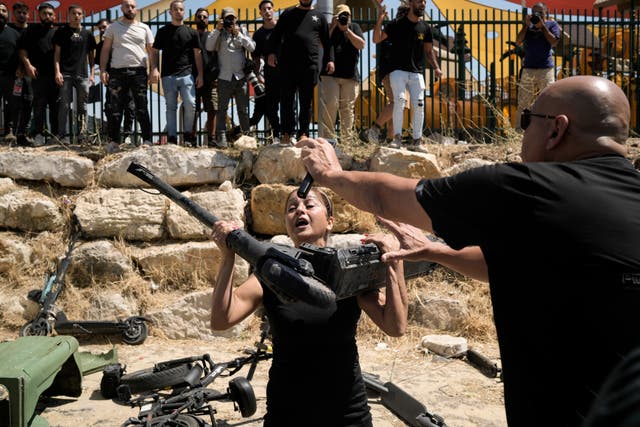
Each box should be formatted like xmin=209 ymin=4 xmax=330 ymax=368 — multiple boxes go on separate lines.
xmin=0 ymin=0 xmax=449 ymax=151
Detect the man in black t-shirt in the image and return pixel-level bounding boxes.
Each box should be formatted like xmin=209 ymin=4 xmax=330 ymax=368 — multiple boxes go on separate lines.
xmin=18 ymin=2 xmax=58 ymax=145
xmin=192 ymin=8 xmax=217 ymax=147
xmin=8 ymin=2 xmax=30 ymax=146
xmin=266 ymin=0 xmax=333 ymax=144
xmin=317 ymin=3 xmax=364 ymax=140
xmin=298 ymin=75 xmax=640 ymax=427
xmin=373 ymin=0 xmax=441 ymax=150
xmin=53 ymin=4 xmax=96 ymax=143
xmin=249 ymin=0 xmax=281 ymax=144
xmin=0 ymin=1 xmax=19 ymax=141
xmin=150 ymin=0 xmax=203 ymax=146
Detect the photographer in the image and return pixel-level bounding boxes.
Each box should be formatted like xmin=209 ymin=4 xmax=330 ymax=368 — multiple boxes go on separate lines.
xmin=515 ymin=2 xmax=560 ymax=129
xmin=205 ymin=7 xmax=255 ymax=148
xmin=318 ymin=4 xmax=364 ymax=140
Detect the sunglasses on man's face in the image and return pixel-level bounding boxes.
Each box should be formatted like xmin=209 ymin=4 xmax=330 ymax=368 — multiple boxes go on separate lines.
xmin=521 ymin=109 xmax=557 ymax=130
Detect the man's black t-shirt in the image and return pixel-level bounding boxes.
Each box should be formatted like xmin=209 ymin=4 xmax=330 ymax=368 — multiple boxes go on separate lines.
xmin=260 ymin=281 xmax=372 ymax=427
xmin=18 ymin=23 xmax=56 ymax=76
xmin=253 ymin=25 xmax=275 ymax=73
xmin=267 ymin=6 xmax=331 ymax=71
xmin=197 ymin=30 xmax=216 ymax=83
xmin=0 ymin=25 xmax=20 ymax=76
xmin=416 ymin=155 xmax=640 ymax=426
xmin=52 ymin=25 xmax=96 ymax=77
xmin=383 ymin=16 xmax=432 ymax=73
xmin=153 ymin=24 xmax=200 ymax=77
xmin=322 ymin=23 xmax=363 ymax=80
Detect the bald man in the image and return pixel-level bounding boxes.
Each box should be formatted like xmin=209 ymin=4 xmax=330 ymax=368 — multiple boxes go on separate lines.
xmin=298 ymin=75 xmax=640 ymax=427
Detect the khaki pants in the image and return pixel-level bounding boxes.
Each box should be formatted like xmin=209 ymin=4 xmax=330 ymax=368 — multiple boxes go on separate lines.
xmin=516 ymin=67 xmax=555 ymax=129
xmin=318 ymin=76 xmax=359 ymax=139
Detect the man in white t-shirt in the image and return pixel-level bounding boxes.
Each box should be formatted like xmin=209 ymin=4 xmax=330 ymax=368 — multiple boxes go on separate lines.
xmin=99 ymin=0 xmax=154 ymax=153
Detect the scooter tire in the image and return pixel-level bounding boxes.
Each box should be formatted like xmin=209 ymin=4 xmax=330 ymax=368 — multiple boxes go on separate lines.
xmin=120 ymin=363 xmax=192 ymax=394
xmin=122 ymin=318 xmax=148 ymax=345
xmin=19 ymin=319 xmax=51 ymax=337
xmin=228 ymin=376 xmax=257 ymax=418
xmin=147 ymin=414 xmax=203 ymax=427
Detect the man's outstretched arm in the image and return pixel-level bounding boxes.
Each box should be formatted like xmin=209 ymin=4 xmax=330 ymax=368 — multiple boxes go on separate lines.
xmin=297 ymin=138 xmax=432 ymax=230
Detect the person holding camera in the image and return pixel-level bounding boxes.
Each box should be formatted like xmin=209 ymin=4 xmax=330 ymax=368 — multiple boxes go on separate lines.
xmin=205 ymin=7 xmax=255 ymax=148
xmin=515 ymin=2 xmax=560 ymax=130
xmin=317 ymin=4 xmax=364 ymax=141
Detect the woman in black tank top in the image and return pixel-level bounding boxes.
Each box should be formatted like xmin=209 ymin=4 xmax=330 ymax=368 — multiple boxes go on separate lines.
xmin=210 ymin=188 xmax=409 ymax=427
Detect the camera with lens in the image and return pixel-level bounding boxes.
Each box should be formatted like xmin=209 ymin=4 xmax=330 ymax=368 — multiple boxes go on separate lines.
xmin=223 ymin=15 xmax=235 ymax=29
xmin=338 ymin=12 xmax=349 ymax=26
xmin=243 ymin=59 xmax=265 ymax=98
xmin=530 ymin=11 xmax=542 ymax=24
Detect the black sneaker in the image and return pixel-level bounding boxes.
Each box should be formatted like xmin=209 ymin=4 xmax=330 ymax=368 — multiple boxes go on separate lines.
xmin=167 ymin=136 xmax=178 ymax=144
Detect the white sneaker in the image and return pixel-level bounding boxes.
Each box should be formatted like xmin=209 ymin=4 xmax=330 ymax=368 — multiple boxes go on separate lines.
xmin=34 ymin=134 xmax=46 ymax=147
xmin=272 ymin=137 xmax=281 ymax=145
xmin=105 ymin=141 xmax=120 ymax=154
xmin=388 ymin=135 xmax=402 ymax=148
xmin=124 ymin=135 xmax=132 ymax=145
xmin=290 ymin=136 xmax=297 ymax=145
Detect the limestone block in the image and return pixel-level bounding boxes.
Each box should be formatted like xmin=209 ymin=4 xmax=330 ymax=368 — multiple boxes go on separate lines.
xmin=0 ymin=187 xmax=64 ymax=232
xmin=0 ymin=149 xmax=95 ymax=188
xmin=67 ymin=240 xmax=134 ymax=286
xmin=166 ymin=185 xmax=246 ymax=240
xmin=253 ymin=145 xmax=307 ymax=184
xmin=74 ymin=188 xmax=166 ymax=241
xmin=444 ymin=158 xmax=493 ymax=176
xmin=421 ymin=334 xmax=468 ymax=358
xmin=85 ymin=293 xmax=139 ymax=320
xmin=250 ymin=184 xmax=377 ymax=235
xmin=410 ymin=296 xmax=468 ymax=331
xmin=133 ymin=241 xmax=250 ymax=288
xmin=96 ymin=145 xmax=237 ymax=188
xmin=0 ymin=233 xmax=32 ymax=273
xmin=370 ymin=147 xmax=442 ymax=179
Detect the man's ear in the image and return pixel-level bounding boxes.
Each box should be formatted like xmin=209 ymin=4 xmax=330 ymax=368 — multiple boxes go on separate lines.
xmin=545 ymin=115 xmax=569 ymax=150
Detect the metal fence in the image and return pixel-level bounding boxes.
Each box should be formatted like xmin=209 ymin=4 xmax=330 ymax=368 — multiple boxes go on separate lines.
xmin=67 ymin=6 xmax=639 ymax=143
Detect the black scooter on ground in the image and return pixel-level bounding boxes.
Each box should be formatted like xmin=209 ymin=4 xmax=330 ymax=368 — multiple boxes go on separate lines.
xmin=20 ymin=219 xmax=150 ymax=345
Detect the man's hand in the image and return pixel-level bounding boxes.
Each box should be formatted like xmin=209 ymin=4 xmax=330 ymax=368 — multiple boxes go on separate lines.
xmin=196 ymin=74 xmax=203 ymax=88
xmin=100 ymin=70 xmax=109 ymax=85
xmin=25 ymin=64 xmax=37 ymax=79
xmin=376 ymin=217 xmax=440 ymax=263
xmin=267 ymin=53 xmax=277 ymax=67
xmin=150 ymin=68 xmax=159 ymax=85
xmin=211 ymin=220 xmax=240 ymax=258
xmin=55 ymin=71 xmax=64 ymax=87
xmin=325 ymin=61 xmax=335 ymax=74
xmin=296 ymin=137 xmax=342 ymax=186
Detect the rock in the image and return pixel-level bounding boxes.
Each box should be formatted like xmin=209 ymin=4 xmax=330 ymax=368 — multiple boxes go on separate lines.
xmin=253 ymin=145 xmax=307 ymax=184
xmin=444 ymin=158 xmax=493 ymax=176
xmin=234 ymin=150 xmax=255 ymax=184
xmin=421 ymin=334 xmax=468 ymax=358
xmin=370 ymin=147 xmax=442 ymax=179
xmin=234 ymin=135 xmax=258 ymax=149
xmin=0 ymin=233 xmax=32 ymax=273
xmin=96 ymin=145 xmax=237 ymax=188
xmin=0 ymin=292 xmax=28 ymax=325
xmin=0 ymin=186 xmax=65 ymax=232
xmin=250 ymin=184 xmax=377 ymax=235
xmin=85 ymin=293 xmax=139 ymax=319
xmin=166 ymin=184 xmax=245 ymax=240
xmin=410 ymin=296 xmax=468 ymax=331
xmin=133 ymin=241 xmax=250 ymax=288
xmin=67 ymin=240 xmax=134 ymax=286
xmin=147 ymin=290 xmax=247 ymax=339
xmin=0 ymin=149 xmax=95 ymax=188
xmin=74 ymin=188 xmax=166 ymax=241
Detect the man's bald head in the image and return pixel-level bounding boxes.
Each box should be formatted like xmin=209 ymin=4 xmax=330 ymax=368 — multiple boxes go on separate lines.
xmin=521 ymin=76 xmax=630 ymax=162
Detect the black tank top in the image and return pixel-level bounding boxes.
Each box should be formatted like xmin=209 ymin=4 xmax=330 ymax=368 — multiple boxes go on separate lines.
xmin=261 ymin=281 xmax=372 ymax=427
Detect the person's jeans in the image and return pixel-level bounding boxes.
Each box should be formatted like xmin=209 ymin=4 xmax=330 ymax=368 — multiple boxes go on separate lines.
xmin=107 ymin=67 xmax=152 ymax=143
xmin=318 ymin=76 xmax=359 ymax=139
xmin=58 ymin=74 xmax=90 ymax=136
xmin=280 ymin=66 xmax=317 ymax=138
xmin=162 ymin=74 xmax=196 ymax=139
xmin=0 ymin=74 xmax=14 ymax=134
xmin=389 ymin=70 xmax=425 ymax=140
xmin=32 ymin=75 xmax=59 ymax=136
xmin=216 ymin=76 xmax=250 ymax=135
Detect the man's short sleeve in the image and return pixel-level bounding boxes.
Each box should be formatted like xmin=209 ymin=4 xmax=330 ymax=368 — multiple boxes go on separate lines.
xmin=103 ymin=24 xmax=114 ymax=41
xmin=144 ymin=23 xmax=154 ymax=45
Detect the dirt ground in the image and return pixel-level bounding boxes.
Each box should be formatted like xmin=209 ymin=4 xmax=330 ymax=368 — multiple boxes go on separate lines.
xmin=0 ymin=325 xmax=506 ymax=427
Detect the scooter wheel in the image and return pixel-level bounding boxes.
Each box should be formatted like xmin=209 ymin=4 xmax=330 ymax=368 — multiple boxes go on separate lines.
xmin=148 ymin=414 xmax=203 ymax=427
xmin=19 ymin=318 xmax=51 ymax=337
xmin=119 ymin=363 xmax=192 ymax=394
xmin=228 ymin=376 xmax=257 ymax=418
xmin=122 ymin=318 xmax=148 ymax=345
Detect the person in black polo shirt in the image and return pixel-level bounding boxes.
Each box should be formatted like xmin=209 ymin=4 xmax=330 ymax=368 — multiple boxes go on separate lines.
xmin=373 ymin=0 xmax=441 ymax=150
xmin=317 ymin=4 xmax=364 ymax=141
xmin=0 ymin=1 xmax=19 ymax=142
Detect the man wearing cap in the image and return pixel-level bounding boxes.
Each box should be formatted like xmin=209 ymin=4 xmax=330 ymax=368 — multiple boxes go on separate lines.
xmin=266 ymin=0 xmax=333 ymax=145
xmin=205 ymin=7 xmax=254 ymax=148
xmin=318 ymin=3 xmax=364 ymax=140
xmin=150 ymin=0 xmax=203 ymax=146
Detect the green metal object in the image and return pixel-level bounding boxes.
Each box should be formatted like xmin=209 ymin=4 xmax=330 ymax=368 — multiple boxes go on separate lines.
xmin=0 ymin=336 xmax=118 ymax=427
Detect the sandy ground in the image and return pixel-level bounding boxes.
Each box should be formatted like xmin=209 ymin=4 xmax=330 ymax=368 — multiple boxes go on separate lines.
xmin=1 ymin=328 xmax=507 ymax=427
